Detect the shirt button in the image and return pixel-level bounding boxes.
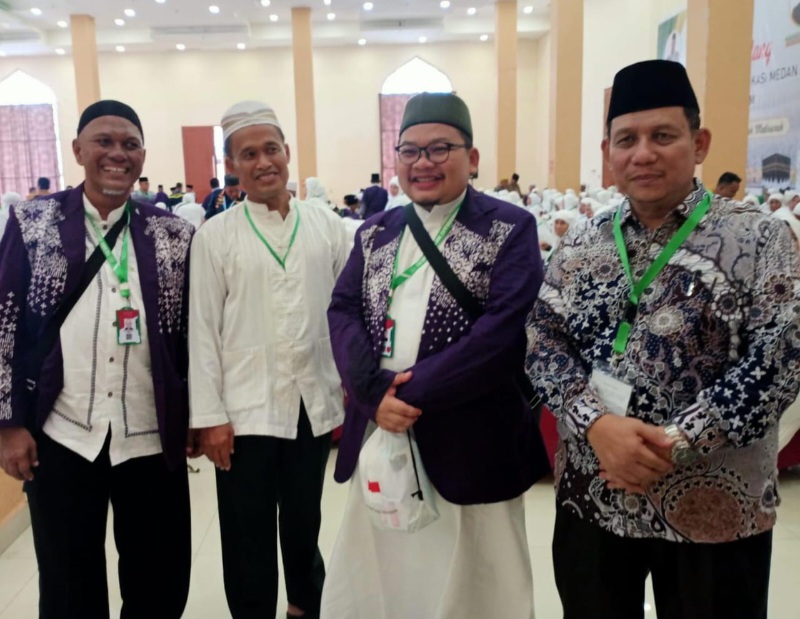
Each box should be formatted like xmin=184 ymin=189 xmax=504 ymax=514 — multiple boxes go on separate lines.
xmin=102 ymin=224 xmax=108 ymax=231
xmin=111 ymin=287 xmax=117 ymax=293
xmin=109 ymin=357 xmax=115 ymax=363
xmin=107 ymin=391 xmax=113 ymax=398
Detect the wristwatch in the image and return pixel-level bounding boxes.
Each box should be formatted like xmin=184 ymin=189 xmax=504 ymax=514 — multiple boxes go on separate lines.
xmin=663 ymin=424 xmax=697 ymax=465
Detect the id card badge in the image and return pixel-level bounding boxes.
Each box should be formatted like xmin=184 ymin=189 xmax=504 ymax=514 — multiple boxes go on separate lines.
xmin=589 ymin=362 xmax=633 ymax=416
xmin=116 ymin=307 xmax=142 ymax=346
xmin=381 ymin=316 xmax=396 ymax=358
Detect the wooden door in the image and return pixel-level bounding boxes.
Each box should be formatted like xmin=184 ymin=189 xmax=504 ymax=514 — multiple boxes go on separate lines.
xmin=181 ymin=126 xmax=216 ymax=203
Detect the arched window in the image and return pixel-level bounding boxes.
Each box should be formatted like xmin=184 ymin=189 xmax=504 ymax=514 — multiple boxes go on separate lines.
xmin=0 ymin=70 xmax=63 ymax=196
xmin=379 ymin=58 xmax=453 ymax=188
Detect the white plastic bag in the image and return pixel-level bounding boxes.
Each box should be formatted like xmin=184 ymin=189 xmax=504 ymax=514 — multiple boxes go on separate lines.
xmin=358 ymin=428 xmax=439 ymax=533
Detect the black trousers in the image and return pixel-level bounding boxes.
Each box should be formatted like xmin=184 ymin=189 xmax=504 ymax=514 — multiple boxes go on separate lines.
xmin=25 ymin=432 xmax=191 ymax=619
xmin=553 ymin=508 xmax=772 ymax=619
xmin=215 ymin=404 xmax=332 ymax=619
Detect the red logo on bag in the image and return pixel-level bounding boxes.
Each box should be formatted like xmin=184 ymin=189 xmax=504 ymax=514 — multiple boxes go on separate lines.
xmin=368 ymin=481 xmax=381 ymax=493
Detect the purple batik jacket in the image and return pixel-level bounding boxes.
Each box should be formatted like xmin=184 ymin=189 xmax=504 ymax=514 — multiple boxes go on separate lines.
xmin=328 ymin=186 xmax=548 ymax=505
xmin=0 ymin=184 xmax=193 ymax=470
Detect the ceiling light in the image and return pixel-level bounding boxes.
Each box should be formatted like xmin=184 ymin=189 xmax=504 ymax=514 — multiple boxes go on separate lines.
xmin=327 ymin=12 xmax=336 ymax=20
xmin=57 ymin=20 xmax=68 ymax=28
xmin=176 ymin=43 xmax=186 ymax=50
xmin=115 ymin=18 xmax=125 ymax=26
xmin=523 ymin=5 xmax=534 ymax=14
xmin=260 ymin=0 xmax=271 ymax=5
xmin=209 ymin=5 xmax=220 ymax=14
xmin=480 ymin=34 xmax=488 ymax=41
xmin=237 ymin=42 xmax=246 ymax=50
xmin=440 ymin=1 xmax=450 ymax=8
xmin=419 ymin=36 xmax=427 ymax=43
xmin=323 ymin=0 xmax=331 ymax=5
xmin=124 ymin=9 xmax=136 ymax=17
xmin=116 ymin=45 xmax=126 ymax=52
xmin=363 ymin=2 xmax=374 ymax=9
xmin=155 ymin=0 xmax=166 ymax=4
xmin=55 ymin=48 xmax=65 ymax=55
xmin=467 ymin=7 xmax=477 ymax=15
xmin=269 ymin=14 xmax=279 ymax=22
xmin=0 ymin=51 xmax=7 ymax=57
xmin=358 ymin=38 xmax=366 ymax=45
xmin=30 ymin=8 xmax=43 ymax=16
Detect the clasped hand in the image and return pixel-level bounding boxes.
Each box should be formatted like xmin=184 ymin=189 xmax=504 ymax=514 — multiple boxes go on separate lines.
xmin=375 ymin=371 xmax=421 ymax=433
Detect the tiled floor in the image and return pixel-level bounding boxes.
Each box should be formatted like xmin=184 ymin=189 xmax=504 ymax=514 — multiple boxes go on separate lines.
xmin=1 ymin=456 xmax=799 ymax=619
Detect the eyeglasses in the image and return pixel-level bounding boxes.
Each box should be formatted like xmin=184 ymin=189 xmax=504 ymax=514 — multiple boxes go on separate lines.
xmin=394 ymin=142 xmax=468 ymax=165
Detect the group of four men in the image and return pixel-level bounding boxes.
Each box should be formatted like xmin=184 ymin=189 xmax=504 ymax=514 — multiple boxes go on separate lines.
xmin=0 ymin=59 xmax=797 ymax=619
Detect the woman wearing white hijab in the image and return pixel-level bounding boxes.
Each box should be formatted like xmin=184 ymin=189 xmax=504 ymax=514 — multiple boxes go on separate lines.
xmin=0 ymin=191 xmax=22 ymax=240
xmin=304 ymin=176 xmax=332 ymax=210
xmin=385 ymin=176 xmax=408 ymax=210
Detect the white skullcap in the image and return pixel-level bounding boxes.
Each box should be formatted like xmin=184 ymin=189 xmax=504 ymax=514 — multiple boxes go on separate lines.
xmin=1 ymin=192 xmax=22 ymax=209
xmin=221 ymin=100 xmax=282 ymax=142
xmin=155 ymin=201 xmax=167 ymax=210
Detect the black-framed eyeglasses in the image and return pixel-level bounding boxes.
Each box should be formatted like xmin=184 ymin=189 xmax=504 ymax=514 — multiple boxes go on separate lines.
xmin=394 ymin=142 xmax=468 ymax=165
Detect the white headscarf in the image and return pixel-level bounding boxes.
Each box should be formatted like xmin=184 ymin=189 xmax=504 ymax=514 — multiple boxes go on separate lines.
xmin=386 ymin=176 xmax=408 ymax=209
xmin=304 ymin=177 xmax=332 ymax=209
xmin=1 ymin=192 xmax=22 ymax=209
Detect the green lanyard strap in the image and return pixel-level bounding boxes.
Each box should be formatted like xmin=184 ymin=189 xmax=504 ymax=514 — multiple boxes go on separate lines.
xmin=612 ymin=192 xmax=712 ymax=356
xmin=85 ymin=202 xmax=132 ymax=299
xmin=244 ymin=201 xmax=301 ymax=271
xmin=389 ymin=201 xmax=463 ymax=302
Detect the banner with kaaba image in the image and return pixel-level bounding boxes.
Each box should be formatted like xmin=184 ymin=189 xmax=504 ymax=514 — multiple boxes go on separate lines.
xmin=747 ymin=0 xmax=800 ymax=191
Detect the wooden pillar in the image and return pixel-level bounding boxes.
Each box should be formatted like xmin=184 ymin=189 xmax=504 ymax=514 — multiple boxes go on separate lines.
xmin=686 ymin=0 xmax=754 ymax=198
xmin=291 ymin=7 xmax=318 ymax=182
xmin=69 ymin=14 xmax=101 ymax=114
xmin=548 ymin=0 xmax=583 ymax=191
xmin=495 ymin=0 xmax=518 ymax=184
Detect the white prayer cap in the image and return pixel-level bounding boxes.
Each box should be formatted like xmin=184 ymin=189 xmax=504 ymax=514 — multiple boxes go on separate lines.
xmin=155 ymin=201 xmax=168 ymax=210
xmin=1 ymin=192 xmax=22 ymax=209
xmin=221 ymin=100 xmax=282 ymax=142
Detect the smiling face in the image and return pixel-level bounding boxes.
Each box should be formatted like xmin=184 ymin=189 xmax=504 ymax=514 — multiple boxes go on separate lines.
xmin=396 ymin=123 xmax=478 ymax=208
xmin=603 ymin=106 xmax=710 ymax=216
xmin=225 ymin=124 xmax=290 ymax=205
xmin=72 ymin=115 xmax=145 ymax=205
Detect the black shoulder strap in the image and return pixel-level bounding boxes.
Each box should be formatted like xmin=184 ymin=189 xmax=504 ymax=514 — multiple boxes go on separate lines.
xmin=26 ymin=213 xmax=128 ymax=392
xmin=402 ymin=203 xmax=541 ymax=410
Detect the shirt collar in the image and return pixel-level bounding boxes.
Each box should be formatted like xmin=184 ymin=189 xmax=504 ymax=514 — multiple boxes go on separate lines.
xmin=82 ymin=193 xmax=129 ymax=227
xmin=413 ymin=189 xmax=467 ymax=224
xmin=618 ymin=179 xmax=709 ymax=228
xmin=245 ymin=196 xmax=296 ymax=223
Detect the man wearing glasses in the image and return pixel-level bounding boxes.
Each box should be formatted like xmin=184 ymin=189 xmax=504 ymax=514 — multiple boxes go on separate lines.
xmin=322 ymin=92 xmax=548 ymax=618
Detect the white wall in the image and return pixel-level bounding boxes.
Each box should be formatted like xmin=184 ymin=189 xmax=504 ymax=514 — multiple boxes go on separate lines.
xmin=580 ymin=0 xmax=688 ymax=189
xmin=0 ymin=39 xmax=547 ymax=202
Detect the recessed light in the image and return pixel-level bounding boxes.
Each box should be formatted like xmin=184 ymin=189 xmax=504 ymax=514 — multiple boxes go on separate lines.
xmin=57 ymin=20 xmax=68 ymax=28
xmin=323 ymin=0 xmax=331 ymax=5
xmin=115 ymin=18 xmax=125 ymax=26
xmin=419 ymin=36 xmax=427 ymax=43
xmin=260 ymin=0 xmax=270 ymax=5
xmin=440 ymin=1 xmax=450 ymax=8
xmin=480 ymin=34 xmax=488 ymax=41
xmin=209 ymin=5 xmax=220 ymax=14
xmin=176 ymin=43 xmax=186 ymax=50
xmin=55 ymin=48 xmax=65 ymax=55
xmin=116 ymin=45 xmax=126 ymax=52
xmin=0 ymin=50 xmax=7 ymax=57
xmin=363 ymin=2 xmax=374 ymax=9
xmin=327 ymin=12 xmax=336 ymax=20
xmin=30 ymin=8 xmax=43 ymax=16
xmin=124 ymin=9 xmax=136 ymax=17
xmin=523 ymin=5 xmax=534 ymax=14
xmin=269 ymin=14 xmax=279 ymax=22
xmin=467 ymin=7 xmax=477 ymax=15
xmin=358 ymin=38 xmax=367 ymax=45
xmin=155 ymin=0 xmax=166 ymax=4
xmin=237 ymin=43 xmax=246 ymax=50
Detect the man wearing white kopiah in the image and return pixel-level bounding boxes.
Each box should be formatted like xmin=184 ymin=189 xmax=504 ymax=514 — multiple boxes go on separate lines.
xmin=189 ymin=101 xmax=349 ymax=619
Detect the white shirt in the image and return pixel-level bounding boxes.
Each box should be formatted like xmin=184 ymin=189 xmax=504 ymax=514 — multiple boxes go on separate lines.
xmin=175 ymin=201 xmax=205 ymax=230
xmin=380 ymin=192 xmax=465 ymax=373
xmin=189 ymin=197 xmax=350 ymax=438
xmin=44 ymin=196 xmax=161 ymax=465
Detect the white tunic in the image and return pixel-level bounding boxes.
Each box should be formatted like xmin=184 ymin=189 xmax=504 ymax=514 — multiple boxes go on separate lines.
xmin=44 ymin=196 xmax=161 ymax=466
xmin=321 ymin=192 xmax=535 ymax=619
xmin=188 ymin=197 xmax=350 ymax=438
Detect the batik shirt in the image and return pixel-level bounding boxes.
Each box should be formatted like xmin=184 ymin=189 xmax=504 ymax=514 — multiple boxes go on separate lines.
xmin=526 ymin=180 xmax=800 ymax=543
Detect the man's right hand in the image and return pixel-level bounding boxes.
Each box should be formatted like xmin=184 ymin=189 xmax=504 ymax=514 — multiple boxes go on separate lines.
xmin=375 ymin=371 xmax=422 ymax=433
xmin=587 ymin=414 xmax=674 ymax=493
xmin=199 ymin=423 xmax=235 ymax=471
xmin=0 ymin=428 xmax=38 ymax=481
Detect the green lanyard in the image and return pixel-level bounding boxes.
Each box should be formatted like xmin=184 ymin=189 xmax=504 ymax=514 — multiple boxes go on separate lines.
xmin=244 ymin=201 xmax=301 ymax=271
xmin=612 ymin=192 xmax=712 ymax=356
xmin=388 ymin=201 xmax=463 ymax=307
xmin=85 ymin=202 xmax=132 ymax=300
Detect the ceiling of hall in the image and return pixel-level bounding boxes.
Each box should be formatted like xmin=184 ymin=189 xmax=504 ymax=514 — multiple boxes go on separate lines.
xmin=0 ymin=0 xmax=551 ymax=56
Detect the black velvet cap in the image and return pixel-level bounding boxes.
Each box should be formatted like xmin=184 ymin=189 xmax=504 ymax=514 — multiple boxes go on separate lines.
xmin=400 ymin=92 xmax=473 ymax=141
xmin=224 ymin=174 xmax=239 ymax=187
xmin=607 ymin=60 xmax=699 ymax=124
xmin=77 ymin=100 xmax=143 ymax=139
